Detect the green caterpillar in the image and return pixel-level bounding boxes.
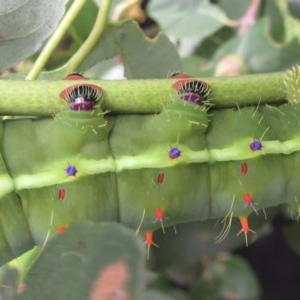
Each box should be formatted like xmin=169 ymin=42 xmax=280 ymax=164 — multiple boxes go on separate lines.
xmin=0 ymin=71 xmax=299 ymax=266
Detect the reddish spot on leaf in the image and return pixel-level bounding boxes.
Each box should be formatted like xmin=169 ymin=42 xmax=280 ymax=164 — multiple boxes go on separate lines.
xmin=58 ymin=188 xmax=66 ymax=201
xmin=241 ymin=162 xmax=248 ymax=175
xmin=157 ymin=171 xmax=165 ymax=185
xmin=89 ymin=260 xmax=130 ymax=300
xmin=17 ymin=283 xmax=27 ymax=295
xmin=57 ymin=226 xmax=67 ymax=234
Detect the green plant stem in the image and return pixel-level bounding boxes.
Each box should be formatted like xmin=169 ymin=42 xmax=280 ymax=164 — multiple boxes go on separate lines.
xmin=0 ymin=72 xmax=287 ymax=116
xmin=63 ymin=0 xmax=112 ymax=74
xmin=26 ymin=0 xmax=88 ymax=80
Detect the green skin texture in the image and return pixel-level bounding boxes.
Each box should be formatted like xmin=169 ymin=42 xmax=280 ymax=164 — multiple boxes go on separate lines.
xmin=0 ymin=93 xmax=300 ymax=265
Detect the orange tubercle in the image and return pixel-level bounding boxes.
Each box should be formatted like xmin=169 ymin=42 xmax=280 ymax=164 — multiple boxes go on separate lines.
xmin=237 ymin=216 xmax=256 ymax=247
xmin=144 ymin=231 xmax=159 ymax=260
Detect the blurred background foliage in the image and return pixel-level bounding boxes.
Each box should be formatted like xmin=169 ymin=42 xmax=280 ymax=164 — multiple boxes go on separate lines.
xmin=43 ymin=0 xmax=300 ymax=76
xmin=1 ymin=0 xmax=300 ymax=299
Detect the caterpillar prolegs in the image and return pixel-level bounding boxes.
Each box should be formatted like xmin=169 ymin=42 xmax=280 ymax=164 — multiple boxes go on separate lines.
xmin=0 ymin=75 xmax=300 ymax=265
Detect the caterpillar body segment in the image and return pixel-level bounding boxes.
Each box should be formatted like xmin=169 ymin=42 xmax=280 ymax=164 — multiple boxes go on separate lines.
xmin=108 ymin=100 xmax=209 ymax=228
xmin=0 ymin=94 xmax=300 ymax=264
xmin=1 ymin=110 xmax=119 ymax=247
xmin=0 ymin=99 xmax=209 ymax=263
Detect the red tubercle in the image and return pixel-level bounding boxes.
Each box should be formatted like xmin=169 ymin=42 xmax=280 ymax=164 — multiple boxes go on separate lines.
xmin=242 ymin=193 xmax=254 ymax=206
xmin=154 ymin=208 xmax=165 ymax=221
xmin=58 ymin=188 xmax=66 ymax=201
xmin=154 ymin=208 xmax=169 ymax=234
xmin=241 ymin=162 xmax=248 ymax=175
xmin=153 ymin=208 xmax=178 ymax=234
xmin=57 ymin=226 xmax=67 ymax=234
xmin=157 ymin=171 xmax=165 ymax=185
xmin=242 ymin=193 xmax=259 ymax=215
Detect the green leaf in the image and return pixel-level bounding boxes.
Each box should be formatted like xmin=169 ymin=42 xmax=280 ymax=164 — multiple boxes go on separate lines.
xmin=265 ymin=0 xmax=286 ymax=43
xmin=81 ymin=20 xmax=182 ymax=78
xmin=142 ymin=289 xmax=188 ymax=300
xmin=45 ymin=20 xmax=182 ymax=79
xmin=0 ymin=264 xmax=20 ymax=300
xmin=17 ymin=222 xmax=145 ymax=300
xmin=207 ymin=18 xmax=300 ymax=73
xmin=189 ymin=255 xmax=261 ymax=300
xmin=0 ymin=0 xmax=68 ymax=71
xmin=262 ymin=0 xmax=300 ymax=46
xmin=218 ymin=0 xmax=252 ymax=19
xmin=71 ymin=0 xmax=98 ymax=40
xmin=148 ymin=0 xmax=229 ymax=39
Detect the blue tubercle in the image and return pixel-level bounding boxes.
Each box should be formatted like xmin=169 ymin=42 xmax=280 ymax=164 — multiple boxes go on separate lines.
xmin=250 ymin=140 xmax=262 ymax=151
xmin=169 ymin=147 xmax=181 ymax=159
xmin=65 ymin=165 xmax=77 ymax=176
